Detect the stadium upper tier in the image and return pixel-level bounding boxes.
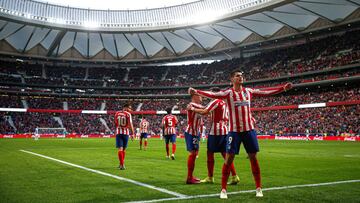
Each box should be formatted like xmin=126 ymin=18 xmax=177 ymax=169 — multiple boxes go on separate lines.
xmin=0 ymin=0 xmax=359 ymax=61
xmin=0 ymin=28 xmax=359 ymax=95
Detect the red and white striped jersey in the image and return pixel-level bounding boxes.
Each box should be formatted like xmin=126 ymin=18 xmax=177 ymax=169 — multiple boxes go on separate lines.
xmin=196 ymin=85 xmax=286 ymax=132
xmin=205 ymin=99 xmax=228 ymax=136
xmin=162 ymin=114 xmax=178 ymax=135
xmin=114 ymin=111 xmax=133 ymax=135
xmin=139 ymin=119 xmax=149 ymax=133
xmin=186 ymin=102 xmax=204 ymax=135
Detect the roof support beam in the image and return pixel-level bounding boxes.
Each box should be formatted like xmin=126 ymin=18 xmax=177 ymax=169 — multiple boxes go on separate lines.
xmin=184 ymin=29 xmax=207 ymax=51
xmin=346 ymin=0 xmax=360 ymax=6
xmin=262 ymin=12 xmax=300 ymax=32
xmin=137 ymin=33 xmax=149 ymax=59
xmin=0 ymin=22 xmax=9 ymax=33
xmin=46 ymin=30 xmax=66 ymax=57
xmin=231 ymin=19 xmax=266 ymax=40
xmin=99 ymin=33 xmax=105 ymax=51
xmin=149 ymin=32 xmax=178 ymax=56
xmin=22 ymin=26 xmax=36 ymax=53
xmin=205 ymin=26 xmax=237 ymax=46
xmin=87 ymin=32 xmax=90 ymax=58
xmin=299 ymin=0 xmax=352 ymax=6
xmin=1 ymin=24 xmax=25 ymax=40
xmin=112 ymin=34 xmax=120 ymax=60
xmin=292 ymin=2 xmax=337 ymax=24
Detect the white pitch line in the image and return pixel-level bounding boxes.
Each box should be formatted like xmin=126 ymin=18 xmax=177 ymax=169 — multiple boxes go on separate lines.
xmin=19 ymin=150 xmax=187 ymax=198
xmin=126 ymin=179 xmax=360 ymax=203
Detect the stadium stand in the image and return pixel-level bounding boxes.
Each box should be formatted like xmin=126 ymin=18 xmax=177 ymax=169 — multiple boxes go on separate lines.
xmin=0 ymin=24 xmax=359 ymax=137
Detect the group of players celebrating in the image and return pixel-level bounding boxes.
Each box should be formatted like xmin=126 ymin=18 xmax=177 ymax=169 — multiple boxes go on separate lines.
xmin=114 ymin=69 xmax=292 ymax=199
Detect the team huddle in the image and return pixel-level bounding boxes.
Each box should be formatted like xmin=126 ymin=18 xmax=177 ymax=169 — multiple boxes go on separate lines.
xmin=114 ymin=69 xmax=292 ymax=199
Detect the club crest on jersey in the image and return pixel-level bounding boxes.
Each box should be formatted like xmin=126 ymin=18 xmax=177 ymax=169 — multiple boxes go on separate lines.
xmin=234 ymin=100 xmax=250 ymax=107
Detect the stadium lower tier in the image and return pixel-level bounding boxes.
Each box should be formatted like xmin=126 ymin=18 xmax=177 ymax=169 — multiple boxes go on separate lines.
xmin=1 ymin=105 xmax=358 ymax=136
xmin=1 ymin=134 xmax=359 ymax=142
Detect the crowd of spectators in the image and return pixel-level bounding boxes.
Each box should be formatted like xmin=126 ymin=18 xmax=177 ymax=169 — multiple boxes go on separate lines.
xmin=1 ymin=104 xmax=358 ymax=135
xmin=0 ymin=29 xmax=359 ymax=90
xmin=254 ymin=105 xmax=360 ymax=136
xmin=0 ymin=85 xmax=359 ymax=110
xmin=251 ymin=86 xmax=360 ymax=107
xmin=46 ymin=65 xmax=86 ymax=79
xmin=0 ymin=30 xmax=359 ymax=136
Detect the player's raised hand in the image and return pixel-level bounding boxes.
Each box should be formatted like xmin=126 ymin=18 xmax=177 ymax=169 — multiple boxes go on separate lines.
xmin=284 ymin=83 xmax=293 ymax=91
xmin=188 ymin=87 xmax=196 ymax=95
xmin=186 ymin=104 xmax=193 ymax=111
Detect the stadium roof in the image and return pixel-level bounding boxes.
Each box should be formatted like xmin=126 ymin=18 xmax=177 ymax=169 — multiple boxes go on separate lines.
xmin=35 ymin=0 xmax=199 ymax=10
xmin=0 ymin=0 xmax=359 ymax=62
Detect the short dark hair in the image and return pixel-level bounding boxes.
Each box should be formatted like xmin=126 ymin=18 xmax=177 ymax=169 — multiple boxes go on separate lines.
xmin=123 ymin=103 xmax=131 ymax=108
xmin=166 ymin=107 xmax=172 ymax=114
xmin=230 ymin=68 xmax=243 ymax=78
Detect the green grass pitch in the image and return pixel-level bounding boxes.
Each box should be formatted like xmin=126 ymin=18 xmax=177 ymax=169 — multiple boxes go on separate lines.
xmin=0 ymin=138 xmax=359 ymax=202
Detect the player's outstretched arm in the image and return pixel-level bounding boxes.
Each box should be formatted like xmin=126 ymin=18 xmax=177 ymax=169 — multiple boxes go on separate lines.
xmin=189 ymin=87 xmax=228 ymax=99
xmin=284 ymin=82 xmax=293 ymax=91
xmin=187 ymin=103 xmax=209 ymax=115
xmin=188 ymin=87 xmax=197 ymax=95
xmin=251 ymin=82 xmax=293 ymax=96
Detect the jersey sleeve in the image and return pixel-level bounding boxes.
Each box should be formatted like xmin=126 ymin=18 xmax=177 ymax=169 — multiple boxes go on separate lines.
xmin=205 ymin=99 xmax=219 ymax=113
xmin=174 ymin=116 xmax=178 ymax=125
xmin=128 ymin=113 xmax=133 ymax=127
xmin=248 ymin=85 xmax=286 ymax=97
xmin=162 ymin=116 xmax=166 ymax=125
xmin=114 ymin=113 xmax=119 ymax=127
xmin=195 ymin=89 xmax=229 ymax=99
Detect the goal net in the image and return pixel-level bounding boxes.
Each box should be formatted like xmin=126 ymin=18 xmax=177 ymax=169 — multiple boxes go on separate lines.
xmin=34 ymin=128 xmax=67 ymax=138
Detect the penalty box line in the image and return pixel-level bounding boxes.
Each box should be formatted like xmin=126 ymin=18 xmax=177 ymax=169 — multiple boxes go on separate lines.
xmin=126 ymin=179 xmax=360 ymax=203
xmin=19 ymin=150 xmax=187 ymax=198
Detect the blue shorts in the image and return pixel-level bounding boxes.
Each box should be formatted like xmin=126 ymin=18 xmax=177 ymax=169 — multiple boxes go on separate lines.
xmin=185 ymin=132 xmax=200 ymax=152
xmin=164 ymin=134 xmax=176 ymax=144
xmin=226 ymin=130 xmax=259 ymax=154
xmin=116 ymin=134 xmax=129 ymax=149
xmin=207 ymin=135 xmax=226 ymax=153
xmin=140 ymin=133 xmax=148 ymax=139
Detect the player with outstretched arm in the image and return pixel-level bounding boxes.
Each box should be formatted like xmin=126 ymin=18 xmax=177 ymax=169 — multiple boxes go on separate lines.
xmin=187 ymin=87 xmax=240 ymax=185
xmin=189 ymin=69 xmax=292 ymax=198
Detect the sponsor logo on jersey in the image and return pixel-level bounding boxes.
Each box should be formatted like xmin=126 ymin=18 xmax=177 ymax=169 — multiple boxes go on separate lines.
xmin=234 ymin=100 xmax=250 ymax=107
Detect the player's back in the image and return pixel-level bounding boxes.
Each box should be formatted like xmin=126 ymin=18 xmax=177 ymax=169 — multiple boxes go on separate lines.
xmin=186 ymin=102 xmax=203 ymax=135
xmin=140 ymin=119 xmax=149 ymax=133
xmin=162 ymin=114 xmax=178 ymax=135
xmin=210 ymin=99 xmax=228 ymax=123
xmin=115 ymin=111 xmax=132 ymax=135
xmin=208 ymin=99 xmax=228 ymax=136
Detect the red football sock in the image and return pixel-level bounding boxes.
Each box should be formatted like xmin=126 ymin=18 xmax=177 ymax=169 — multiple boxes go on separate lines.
xmin=250 ymin=158 xmax=261 ymax=188
xmin=187 ymin=152 xmax=196 ymax=179
xmin=172 ymin=143 xmax=176 ymax=154
xmin=144 ymin=140 xmax=148 ymax=147
xmin=123 ymin=150 xmax=126 ymax=161
xmin=118 ymin=150 xmax=122 ymax=164
xmin=221 ymin=152 xmax=237 ymax=176
xmin=221 ymin=163 xmax=231 ymax=190
xmin=207 ymin=151 xmax=215 ymax=177
xmin=230 ymin=163 xmax=237 ymax=176
xmin=119 ymin=151 xmax=124 ymax=165
xmin=166 ymin=144 xmax=169 ymax=156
